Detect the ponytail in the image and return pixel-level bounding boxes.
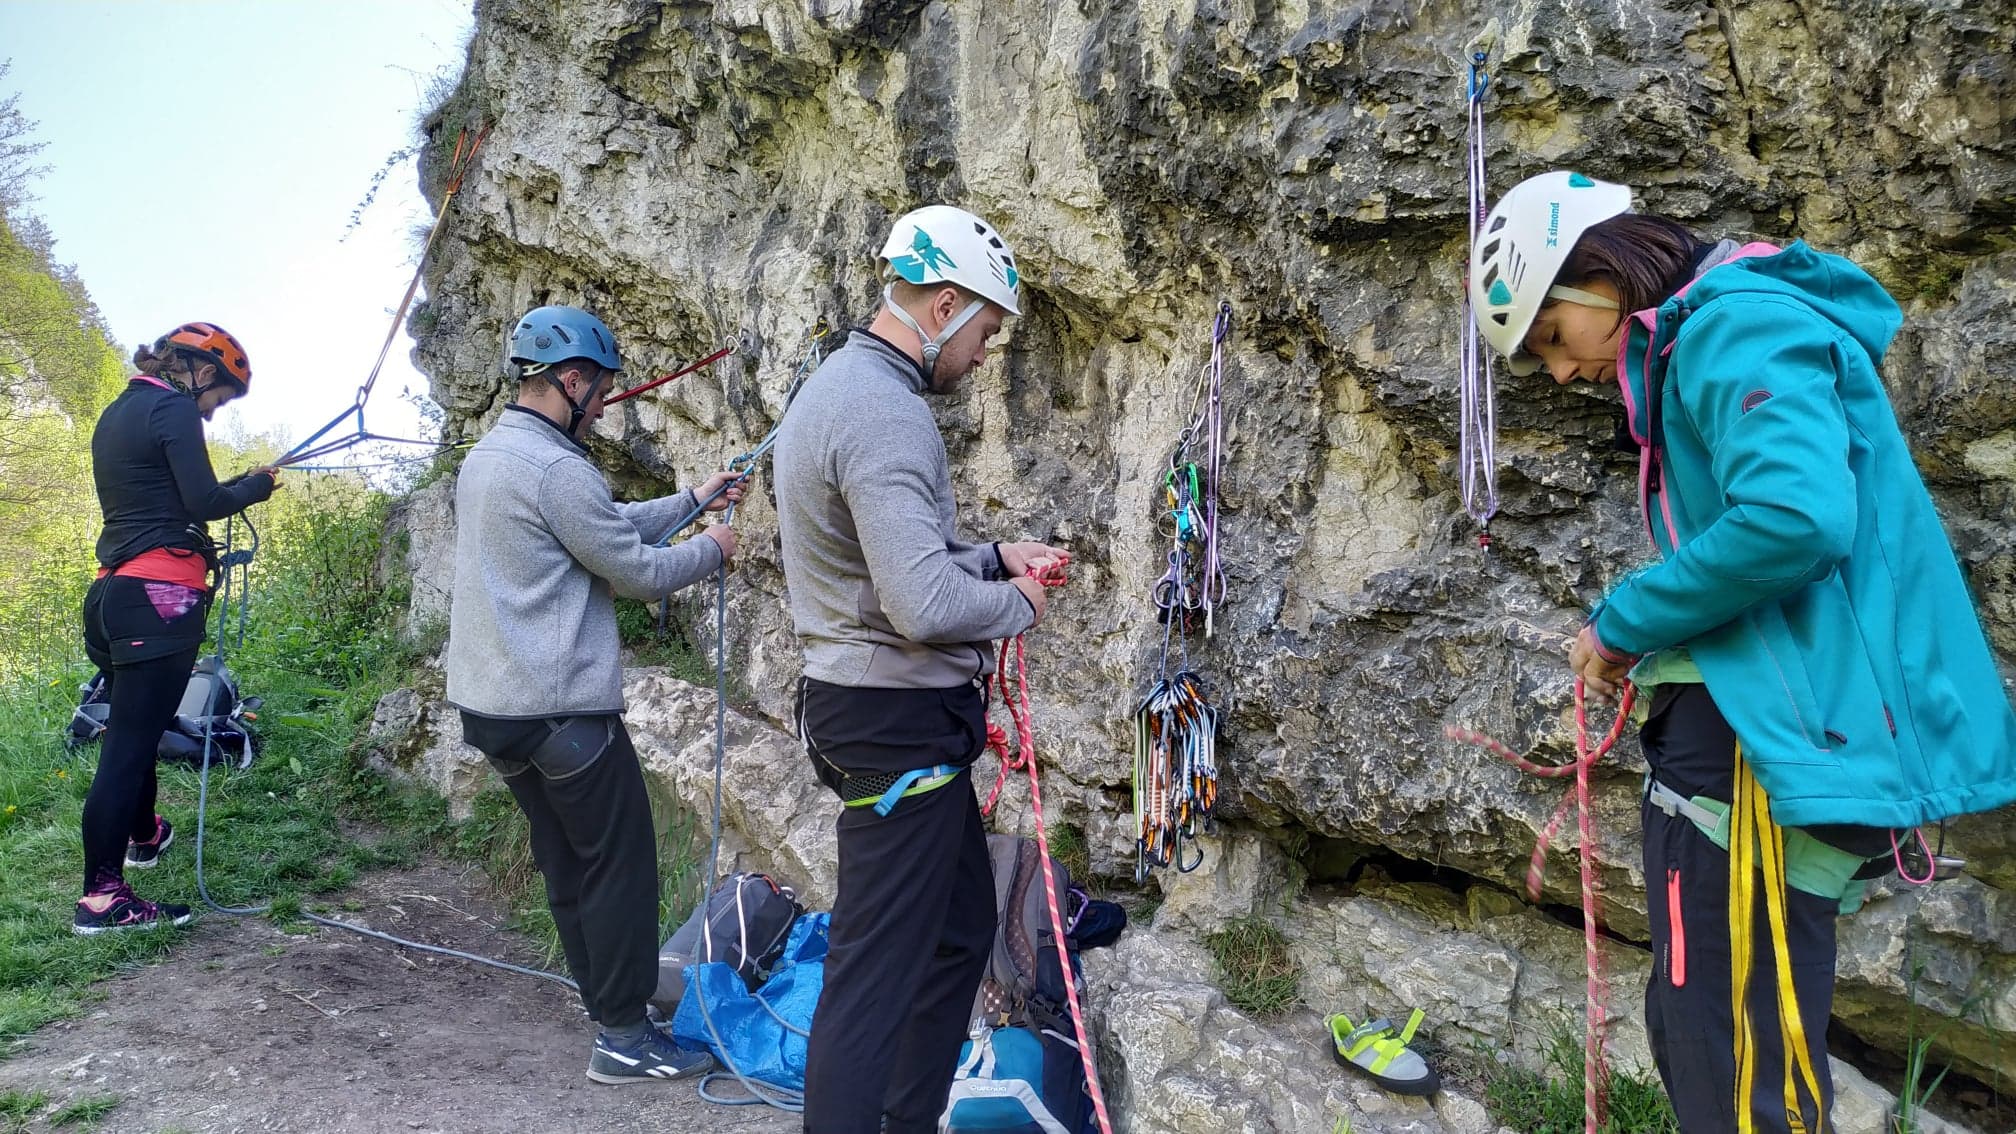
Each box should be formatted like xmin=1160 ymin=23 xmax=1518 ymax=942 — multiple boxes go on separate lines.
xmin=132 ymin=340 xmax=203 ymax=394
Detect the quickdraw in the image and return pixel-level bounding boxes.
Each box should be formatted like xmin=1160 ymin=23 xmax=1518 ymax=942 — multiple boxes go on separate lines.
xmin=1134 ymin=302 xmax=1231 ymax=880
xmin=1151 ymin=301 xmax=1231 ymax=634
xmin=1447 ymin=677 xmax=1635 ymax=1134
xmin=1458 ymin=33 xmax=1499 ymax=547
xmin=1131 ymin=669 xmax=1218 ymax=878
xmin=974 ymin=559 xmax=1117 ymax=1134
xmin=650 ymin=322 xmax=832 ymax=643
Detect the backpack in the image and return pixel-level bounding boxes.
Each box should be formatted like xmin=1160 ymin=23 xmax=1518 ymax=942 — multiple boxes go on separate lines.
xmin=652 ymin=872 xmax=804 ymax=1014
xmin=944 ymin=835 xmax=1125 ymax=1134
xmin=65 ymin=657 xmax=262 ymax=771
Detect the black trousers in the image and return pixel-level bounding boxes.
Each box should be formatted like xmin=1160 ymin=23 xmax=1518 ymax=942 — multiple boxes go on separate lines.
xmin=797 ymin=678 xmax=997 ymax=1134
xmin=1641 ymin=684 xmax=1837 ymax=1133
xmin=80 ymin=575 xmax=209 ymax=892
xmin=460 ymin=712 xmax=659 ymax=1030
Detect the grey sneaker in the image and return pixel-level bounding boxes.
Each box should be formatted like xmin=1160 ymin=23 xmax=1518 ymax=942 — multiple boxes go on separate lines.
xmin=587 ymin=1028 xmax=714 ymax=1084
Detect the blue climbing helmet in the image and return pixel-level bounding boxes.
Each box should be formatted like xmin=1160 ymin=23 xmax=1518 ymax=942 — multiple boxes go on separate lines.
xmin=505 ymin=305 xmax=622 ymax=436
xmin=506 ymin=305 xmax=623 ymax=374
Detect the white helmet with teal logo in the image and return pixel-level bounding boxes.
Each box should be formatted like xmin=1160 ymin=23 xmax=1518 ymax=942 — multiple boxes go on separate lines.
xmin=880 ymin=204 xmax=1022 ymax=316
xmin=1468 ymin=171 xmax=1632 ymax=375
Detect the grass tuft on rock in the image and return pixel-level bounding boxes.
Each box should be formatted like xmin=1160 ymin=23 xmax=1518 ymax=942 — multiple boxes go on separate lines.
xmin=1205 ymin=914 xmax=1301 ymax=1018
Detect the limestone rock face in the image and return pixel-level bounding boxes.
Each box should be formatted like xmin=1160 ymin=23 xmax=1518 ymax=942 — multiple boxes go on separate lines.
xmin=403 ymin=0 xmax=2016 ymax=1112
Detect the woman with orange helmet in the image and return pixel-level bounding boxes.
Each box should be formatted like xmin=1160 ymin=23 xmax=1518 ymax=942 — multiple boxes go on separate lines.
xmin=73 ymin=322 xmax=277 ymax=935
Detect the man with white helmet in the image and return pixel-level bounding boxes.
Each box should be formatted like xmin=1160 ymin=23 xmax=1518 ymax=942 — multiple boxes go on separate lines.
xmin=775 ymin=206 xmax=1067 ymax=1132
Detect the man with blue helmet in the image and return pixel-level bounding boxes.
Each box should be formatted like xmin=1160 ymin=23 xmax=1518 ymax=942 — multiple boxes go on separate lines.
xmin=447 ymin=304 xmax=743 ymax=1085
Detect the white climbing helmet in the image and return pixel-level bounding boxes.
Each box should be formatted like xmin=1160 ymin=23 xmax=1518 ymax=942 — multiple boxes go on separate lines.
xmin=879 ymin=204 xmax=1022 ymax=316
xmin=1468 ymin=171 xmax=1633 ymax=375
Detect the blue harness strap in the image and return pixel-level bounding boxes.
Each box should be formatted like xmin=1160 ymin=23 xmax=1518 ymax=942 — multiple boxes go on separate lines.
xmin=868 ymin=764 xmax=961 ymax=816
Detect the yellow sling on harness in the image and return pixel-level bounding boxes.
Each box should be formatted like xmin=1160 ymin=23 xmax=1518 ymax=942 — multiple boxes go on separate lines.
xmin=1730 ymin=744 xmax=1830 ymax=1134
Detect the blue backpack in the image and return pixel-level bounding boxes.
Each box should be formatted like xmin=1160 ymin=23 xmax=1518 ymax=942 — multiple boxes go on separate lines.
xmin=942 ymin=835 xmax=1115 ymax=1134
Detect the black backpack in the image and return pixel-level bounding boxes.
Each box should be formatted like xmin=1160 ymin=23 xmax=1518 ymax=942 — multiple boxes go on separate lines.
xmin=651 ymin=873 xmax=804 ymax=1014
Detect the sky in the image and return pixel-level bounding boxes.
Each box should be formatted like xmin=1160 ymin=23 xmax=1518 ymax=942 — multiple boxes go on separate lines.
xmin=0 ymin=0 xmax=475 ymax=461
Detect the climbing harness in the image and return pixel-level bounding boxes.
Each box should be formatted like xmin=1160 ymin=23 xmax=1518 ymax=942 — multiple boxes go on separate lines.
xmin=1457 ymin=33 xmax=1499 ymax=547
xmin=275 ymin=125 xmax=488 ymax=471
xmin=1133 ymin=302 xmax=1231 ymax=881
xmin=975 ymin=560 xmax=1118 ymax=1134
xmin=1447 ymin=677 xmax=1635 ymax=1134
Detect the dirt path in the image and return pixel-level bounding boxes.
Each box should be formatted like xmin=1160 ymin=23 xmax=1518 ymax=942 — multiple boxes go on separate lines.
xmin=0 ymin=858 xmax=800 ymax=1134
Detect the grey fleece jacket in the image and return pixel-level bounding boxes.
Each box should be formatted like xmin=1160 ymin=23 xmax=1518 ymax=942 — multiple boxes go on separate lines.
xmin=446 ymin=406 xmax=724 ymax=718
xmin=774 ymin=330 xmax=1035 ymax=688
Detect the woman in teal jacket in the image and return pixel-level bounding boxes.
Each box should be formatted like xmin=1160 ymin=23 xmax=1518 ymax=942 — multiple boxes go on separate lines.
xmin=1467 ymin=171 xmax=2016 ymax=1132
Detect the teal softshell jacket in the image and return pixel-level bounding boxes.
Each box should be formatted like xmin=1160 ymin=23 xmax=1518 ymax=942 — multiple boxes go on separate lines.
xmin=1590 ymin=241 xmax=2016 ymax=829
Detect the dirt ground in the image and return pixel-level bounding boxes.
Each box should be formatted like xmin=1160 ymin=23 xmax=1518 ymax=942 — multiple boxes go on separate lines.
xmin=0 ymin=858 xmax=800 ymax=1134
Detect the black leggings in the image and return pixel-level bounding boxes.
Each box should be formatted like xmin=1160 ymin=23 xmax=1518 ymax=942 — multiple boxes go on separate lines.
xmin=81 ymin=574 xmax=211 ymax=893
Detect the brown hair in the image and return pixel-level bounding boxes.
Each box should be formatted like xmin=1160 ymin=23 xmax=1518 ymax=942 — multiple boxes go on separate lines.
xmin=1554 ymin=214 xmax=1705 ymax=318
xmin=131 ymin=342 xmax=212 ymax=389
xmin=889 ymin=278 xmax=980 ymax=310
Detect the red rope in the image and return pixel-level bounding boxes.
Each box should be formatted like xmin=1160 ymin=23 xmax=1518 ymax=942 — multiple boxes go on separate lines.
xmin=1446 ymin=679 xmax=1636 ymax=1134
xmin=977 ymin=561 xmax=1114 ymax=1134
xmin=603 ymin=343 xmax=737 ymax=405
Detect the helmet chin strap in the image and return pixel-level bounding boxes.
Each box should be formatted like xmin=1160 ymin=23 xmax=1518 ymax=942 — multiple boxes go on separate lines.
xmin=883 ymin=283 xmax=985 ymax=387
xmin=540 ymin=366 xmax=609 ymax=438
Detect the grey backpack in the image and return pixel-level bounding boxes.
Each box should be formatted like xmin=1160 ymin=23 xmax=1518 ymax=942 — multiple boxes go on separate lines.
xmin=972 ymin=835 xmax=1069 ymax=1027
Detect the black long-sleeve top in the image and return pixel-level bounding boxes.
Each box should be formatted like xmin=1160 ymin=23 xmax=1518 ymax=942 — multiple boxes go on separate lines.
xmin=90 ymin=377 xmax=275 ymax=572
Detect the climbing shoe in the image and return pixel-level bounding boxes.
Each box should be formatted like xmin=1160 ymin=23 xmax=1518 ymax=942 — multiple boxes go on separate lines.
xmin=72 ymin=881 xmax=193 ymax=936
xmin=1327 ymin=1009 xmax=1440 ymax=1096
xmin=125 ymin=815 xmax=175 ymax=869
xmin=586 ymin=1026 xmax=715 ymax=1084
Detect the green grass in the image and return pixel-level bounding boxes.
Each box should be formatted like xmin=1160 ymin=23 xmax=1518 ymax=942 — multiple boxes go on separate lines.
xmin=1477 ymin=1027 xmax=1677 ymax=1134
xmin=1204 ymin=915 xmax=1301 ymax=1018
xmin=46 ymin=1094 xmax=117 ymax=1129
xmin=613 ymin=597 xmax=712 ymax=682
xmin=0 ymin=484 xmax=452 ymax=1044
xmin=1046 ymin=823 xmax=1091 ymax=884
xmin=1 ymin=1090 xmax=46 ymax=1134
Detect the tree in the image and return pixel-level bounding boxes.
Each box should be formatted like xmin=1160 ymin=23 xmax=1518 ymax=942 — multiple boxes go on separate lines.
xmin=0 ymin=61 xmax=48 ymax=213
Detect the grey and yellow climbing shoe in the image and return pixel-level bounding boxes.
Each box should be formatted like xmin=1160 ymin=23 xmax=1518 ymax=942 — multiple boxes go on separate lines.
xmin=1327 ymin=1009 xmax=1440 ymax=1096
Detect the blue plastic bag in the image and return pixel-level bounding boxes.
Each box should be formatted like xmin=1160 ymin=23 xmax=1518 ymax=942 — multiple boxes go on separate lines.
xmin=672 ymin=913 xmax=829 ymax=1091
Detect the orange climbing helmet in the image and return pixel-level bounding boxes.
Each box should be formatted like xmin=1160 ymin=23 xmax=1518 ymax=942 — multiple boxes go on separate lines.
xmin=156 ymin=322 xmax=252 ymax=393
